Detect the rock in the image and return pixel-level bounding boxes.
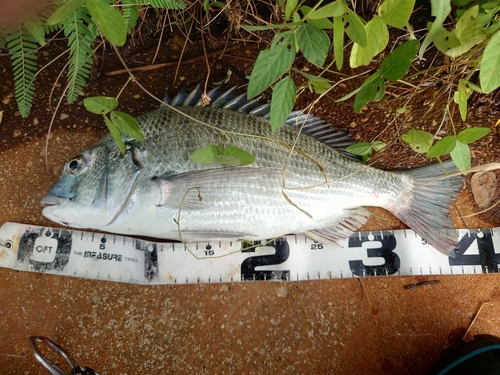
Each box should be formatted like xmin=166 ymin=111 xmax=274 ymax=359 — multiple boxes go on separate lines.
xmin=471 ymin=171 xmax=497 ymax=209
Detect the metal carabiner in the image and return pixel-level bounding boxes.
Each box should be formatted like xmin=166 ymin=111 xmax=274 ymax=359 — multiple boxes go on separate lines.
xmin=29 ymin=336 xmax=100 ymax=375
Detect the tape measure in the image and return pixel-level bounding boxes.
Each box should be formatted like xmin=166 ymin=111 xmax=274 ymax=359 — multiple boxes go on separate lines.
xmin=0 ymin=222 xmax=499 ymax=284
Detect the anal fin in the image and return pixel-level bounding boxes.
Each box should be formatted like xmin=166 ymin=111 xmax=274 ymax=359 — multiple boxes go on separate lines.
xmin=303 ymin=207 xmax=370 ymax=245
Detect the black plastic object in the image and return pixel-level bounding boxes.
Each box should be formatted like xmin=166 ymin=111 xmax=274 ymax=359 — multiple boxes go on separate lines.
xmin=427 ymin=334 xmax=500 ymax=375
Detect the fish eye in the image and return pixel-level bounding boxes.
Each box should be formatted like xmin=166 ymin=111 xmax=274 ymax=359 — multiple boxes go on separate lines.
xmin=66 ymin=155 xmax=86 ymax=174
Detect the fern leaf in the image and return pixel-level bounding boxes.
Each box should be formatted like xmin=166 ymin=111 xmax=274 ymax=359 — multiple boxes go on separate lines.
xmin=25 ymin=20 xmax=47 ymax=46
xmin=6 ymin=28 xmax=38 ymax=118
xmin=122 ymin=2 xmax=140 ymax=33
xmin=133 ymin=0 xmax=186 ymax=9
xmin=63 ymin=8 xmax=98 ymax=104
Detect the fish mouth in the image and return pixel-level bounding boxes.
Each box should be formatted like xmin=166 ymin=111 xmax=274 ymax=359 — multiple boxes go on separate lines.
xmin=41 ymin=193 xmax=69 ymax=207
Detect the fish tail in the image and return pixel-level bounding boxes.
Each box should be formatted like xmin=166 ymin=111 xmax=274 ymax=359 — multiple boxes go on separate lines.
xmin=391 ymin=160 xmax=463 ymax=256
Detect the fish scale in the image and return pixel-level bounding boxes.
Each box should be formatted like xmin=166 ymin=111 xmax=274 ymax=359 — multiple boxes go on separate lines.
xmin=41 ymin=87 xmax=463 ymax=255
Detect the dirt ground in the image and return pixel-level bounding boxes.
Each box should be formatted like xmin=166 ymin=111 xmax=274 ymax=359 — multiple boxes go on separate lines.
xmin=2 ymin=17 xmax=500 ymax=375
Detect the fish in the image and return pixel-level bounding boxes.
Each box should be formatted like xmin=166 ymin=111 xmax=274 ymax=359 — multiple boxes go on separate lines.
xmin=41 ymin=85 xmax=463 ymax=255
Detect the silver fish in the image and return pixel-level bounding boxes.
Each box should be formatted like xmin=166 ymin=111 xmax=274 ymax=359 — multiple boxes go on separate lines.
xmin=41 ymin=86 xmax=463 ymax=255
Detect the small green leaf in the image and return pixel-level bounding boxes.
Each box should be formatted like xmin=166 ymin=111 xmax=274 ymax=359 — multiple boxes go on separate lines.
xmin=426 ymin=135 xmax=456 ymax=157
xmin=380 ymin=39 xmax=419 ymax=81
xmin=285 ymin=0 xmax=298 ymax=20
xmin=378 ymin=0 xmax=416 ymax=28
xmin=191 ymin=144 xmax=219 ymax=164
xmin=457 ymin=127 xmax=491 ymax=144
xmin=372 ymin=140 xmax=386 ymax=152
xmin=219 ymin=146 xmax=256 ymax=166
xmin=110 ymin=111 xmax=144 ymax=140
xmin=83 ymin=96 xmax=118 ymax=114
xmin=350 ymin=16 xmax=388 ymax=68
xmin=309 ymin=80 xmax=332 ymax=94
xmin=344 ymin=7 xmax=367 ymax=47
xmin=247 ymin=31 xmax=296 ymax=99
xmin=296 ymin=24 xmax=330 ymax=66
xmin=85 ymin=0 xmax=127 ymax=46
xmin=418 ymin=0 xmax=451 ymax=59
xmin=401 ymin=129 xmax=434 ymax=153
xmin=297 ymin=71 xmax=331 ymax=82
xmin=454 ymin=89 xmax=468 ymax=121
xmin=353 ymin=74 xmax=384 ymax=113
xmin=337 ymin=71 xmax=380 ymax=102
xmin=308 ymin=1 xmax=344 ymax=19
xmin=300 ymin=6 xmax=333 ymax=28
xmin=450 ymin=140 xmax=471 ymax=171
xmin=104 ymin=115 xmax=125 ymax=153
xmin=333 ymin=16 xmax=344 ymax=70
xmin=480 ymin=29 xmax=500 ymax=93
xmin=345 ymin=142 xmax=373 ymax=156
xmin=270 ymin=77 xmax=296 ymax=133
xmin=47 ymin=0 xmax=85 ymax=25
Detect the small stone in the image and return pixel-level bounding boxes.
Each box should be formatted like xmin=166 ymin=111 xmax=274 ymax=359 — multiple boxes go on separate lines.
xmin=13 ymin=129 xmax=21 ymax=137
xmin=59 ymin=113 xmax=70 ymax=120
xmin=350 ymin=121 xmax=357 ymax=128
xmin=219 ymin=284 xmax=229 ymax=292
xmin=92 ymin=296 xmax=101 ymax=304
xmin=276 ymin=285 xmax=288 ymax=298
xmin=471 ymin=171 xmax=497 ymax=209
xmin=32 ymin=117 xmax=39 ymax=126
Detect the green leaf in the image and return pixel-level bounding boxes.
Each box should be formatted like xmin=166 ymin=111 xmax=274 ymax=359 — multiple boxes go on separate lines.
xmin=47 ymin=0 xmax=85 ymax=25
xmin=457 ymin=127 xmax=491 ymax=144
xmin=353 ymin=74 xmax=384 ymax=113
xmin=104 ymin=115 xmax=125 ymax=153
xmin=247 ymin=31 xmax=296 ymax=98
xmin=337 ymin=71 xmax=381 ymax=102
xmin=344 ymin=7 xmax=367 ymax=47
xmin=345 ymin=142 xmax=373 ymax=156
xmin=84 ymin=96 xmax=118 ymax=114
xmin=300 ymin=6 xmax=334 ymax=29
xmin=378 ymin=0 xmax=416 ymax=28
xmin=426 ymin=135 xmax=456 ymax=157
xmin=270 ymin=77 xmax=296 ymax=133
xmin=285 ymin=0 xmax=298 ymax=20
xmin=6 ymin=27 xmax=38 ymax=118
xmin=218 ymin=146 xmax=256 ymax=166
xmin=401 ymin=129 xmax=434 ymax=153
xmin=309 ymin=80 xmax=332 ymax=94
xmin=64 ymin=8 xmax=98 ymax=104
xmin=453 ymin=5 xmax=479 ymax=44
xmin=308 ymin=1 xmax=344 ymax=19
xmin=454 ymin=88 xmax=468 ymax=121
xmin=418 ymin=0 xmax=451 ymax=58
xmin=450 ymin=140 xmax=471 ymax=171
xmin=110 ymin=111 xmax=144 ymax=140
xmin=297 ymin=71 xmax=331 ymax=82
xmin=349 ymin=16 xmax=388 ymax=68
xmin=190 ymin=144 xmax=219 ymax=164
xmin=295 ymin=24 xmax=330 ymax=66
xmin=333 ymin=16 xmax=344 ymax=70
xmin=85 ymin=0 xmax=127 ymax=46
xmin=433 ymin=26 xmax=461 ymax=54
xmin=380 ymin=39 xmax=419 ymax=81
xmin=480 ymin=29 xmax=500 ymax=93
xmin=372 ymin=140 xmax=386 ymax=152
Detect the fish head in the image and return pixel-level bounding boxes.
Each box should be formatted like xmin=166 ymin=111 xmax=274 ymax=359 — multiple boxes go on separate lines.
xmin=41 ymin=142 xmax=142 ymax=229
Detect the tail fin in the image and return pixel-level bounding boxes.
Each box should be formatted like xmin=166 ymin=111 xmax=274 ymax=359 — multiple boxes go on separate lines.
xmin=391 ymin=160 xmax=463 ymax=256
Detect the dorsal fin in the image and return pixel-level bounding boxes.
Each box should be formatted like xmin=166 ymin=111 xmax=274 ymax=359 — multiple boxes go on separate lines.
xmin=163 ymin=84 xmax=359 ymax=159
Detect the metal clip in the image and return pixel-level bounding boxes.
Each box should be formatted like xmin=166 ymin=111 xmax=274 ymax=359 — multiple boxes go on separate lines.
xmin=29 ymin=336 xmax=100 ymax=375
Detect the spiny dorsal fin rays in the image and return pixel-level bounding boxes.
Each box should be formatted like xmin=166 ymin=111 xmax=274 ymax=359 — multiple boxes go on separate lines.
xmin=162 ymin=84 xmax=358 ymax=158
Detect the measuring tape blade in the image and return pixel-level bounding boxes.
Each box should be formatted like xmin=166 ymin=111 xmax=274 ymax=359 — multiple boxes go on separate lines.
xmin=0 ymin=222 xmax=499 ymax=284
